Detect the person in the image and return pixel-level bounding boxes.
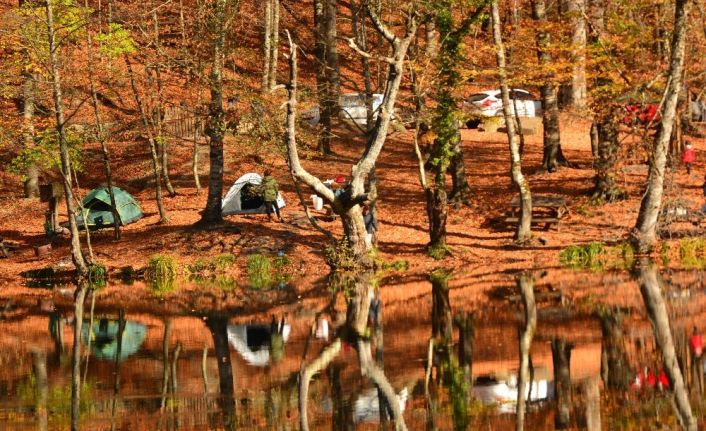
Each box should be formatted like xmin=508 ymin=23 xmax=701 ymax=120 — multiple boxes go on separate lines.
xmin=691 ymin=326 xmax=703 ymax=358
xmin=262 ymin=169 xmax=282 ymax=222
xmin=682 ymin=141 xmax=695 ymax=174
xmin=362 ymin=204 xmax=377 ymax=245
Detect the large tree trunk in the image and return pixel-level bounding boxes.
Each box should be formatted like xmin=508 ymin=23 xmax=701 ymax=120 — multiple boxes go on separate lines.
xmin=591 ymin=116 xmax=624 ymax=201
xmin=492 ymin=0 xmax=532 ymax=243
xmin=449 ymin=131 xmax=471 ymax=206
xmin=567 ymin=0 xmax=587 ymax=110
xmin=200 ymin=0 xmax=227 ymax=225
xmin=637 ymin=262 xmax=696 ymax=431
xmin=631 ymin=0 xmax=690 ymax=253
xmin=532 ymin=0 xmax=566 ymax=173
xmin=598 ymin=309 xmax=631 ymax=390
xmin=45 ymin=0 xmax=87 ymax=274
xmin=313 ymin=0 xmax=339 ymax=155
xmin=516 ymin=274 xmax=536 ymax=431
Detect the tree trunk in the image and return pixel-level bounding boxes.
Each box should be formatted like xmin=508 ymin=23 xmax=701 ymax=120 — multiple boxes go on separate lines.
xmin=126 ymin=57 xmax=168 ymax=223
xmin=269 ymin=0 xmax=280 ymax=90
xmin=592 ymin=116 xmax=623 ymax=201
xmin=313 ymin=0 xmax=338 ymax=155
xmin=532 ymin=0 xmax=565 ymax=172
xmin=631 ymin=0 xmax=690 ymax=253
xmin=425 ymin=20 xmax=438 ymax=58
xmin=449 ymin=131 xmax=471 ymax=206
xmin=551 ymin=338 xmax=573 ymax=429
xmin=516 ymin=274 xmax=536 ymax=431
xmin=200 ymin=0 xmax=227 ymax=225
xmin=45 ymin=0 xmax=87 ymax=274
xmin=152 ymin=9 xmax=176 ymax=198
xmin=86 ymin=0 xmax=121 ymax=239
xmin=22 ymin=70 xmax=39 ymax=198
xmin=30 ymin=347 xmax=48 ymax=431
xmin=582 ymin=376 xmax=601 ymax=431
xmin=262 ymin=0 xmax=272 ymax=92
xmin=567 ymin=0 xmax=587 ymax=110
xmin=492 ymin=0 xmax=532 ymax=243
xmin=637 ymin=262 xmax=696 ymax=431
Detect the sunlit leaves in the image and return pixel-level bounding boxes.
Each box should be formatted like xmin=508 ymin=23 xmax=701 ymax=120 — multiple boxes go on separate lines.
xmin=95 ymin=23 xmax=136 ymax=59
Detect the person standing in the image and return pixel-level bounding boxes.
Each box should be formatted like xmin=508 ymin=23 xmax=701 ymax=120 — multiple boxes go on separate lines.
xmin=682 ymin=141 xmax=695 ymax=174
xmin=262 ymin=169 xmax=282 ymax=222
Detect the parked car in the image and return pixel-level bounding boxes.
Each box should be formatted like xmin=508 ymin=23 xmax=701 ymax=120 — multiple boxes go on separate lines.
xmin=462 ymin=89 xmax=542 ymax=120
xmin=301 ymin=93 xmax=386 ymax=126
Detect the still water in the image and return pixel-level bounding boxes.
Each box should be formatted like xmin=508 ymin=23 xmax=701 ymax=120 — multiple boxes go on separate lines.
xmin=0 ymin=267 xmax=704 ymax=430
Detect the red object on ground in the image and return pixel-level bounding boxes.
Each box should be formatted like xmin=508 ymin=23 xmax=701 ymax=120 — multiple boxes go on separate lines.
xmin=682 ymin=146 xmax=696 ymax=164
xmin=334 ymin=175 xmax=345 ymax=184
xmin=691 ymin=333 xmax=703 ymax=357
xmin=658 ymin=370 xmax=670 ymax=389
xmin=646 ymin=370 xmax=657 ymax=388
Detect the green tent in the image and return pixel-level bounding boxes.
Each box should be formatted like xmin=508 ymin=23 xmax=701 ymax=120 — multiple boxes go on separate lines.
xmin=75 ymin=186 xmax=142 ymax=229
xmin=82 ymin=319 xmax=147 ymax=361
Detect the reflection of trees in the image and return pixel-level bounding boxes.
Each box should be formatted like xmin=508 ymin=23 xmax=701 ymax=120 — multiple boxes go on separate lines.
xmin=598 ymin=308 xmax=631 ymax=390
xmin=30 ymin=347 xmax=48 ymax=431
xmin=515 ymin=274 xmax=536 ymax=431
xmin=428 ymin=269 xmax=470 ymax=431
xmin=109 ymin=310 xmax=126 ymax=431
xmin=206 ymin=315 xmax=236 ymax=430
xmin=299 ymin=272 xmax=407 ymax=431
xmin=637 ymin=261 xmax=696 ymax=431
xmin=551 ymin=338 xmax=572 ymax=429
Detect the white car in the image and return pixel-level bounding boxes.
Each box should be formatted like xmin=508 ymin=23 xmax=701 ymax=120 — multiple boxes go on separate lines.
xmin=463 ymin=89 xmax=542 ymax=118
xmin=301 ymin=93 xmax=386 ymax=126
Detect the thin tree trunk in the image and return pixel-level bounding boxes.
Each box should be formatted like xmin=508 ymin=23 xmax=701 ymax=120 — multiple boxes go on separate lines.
xmin=45 ymin=0 xmax=87 ymax=274
xmin=516 ymin=274 xmax=536 ymax=431
xmin=160 ymin=319 xmax=172 ymax=411
xmin=324 ymin=0 xmax=340 ymax=98
xmin=268 ymin=0 xmax=279 ymax=90
xmin=631 ymin=0 xmax=690 ymax=253
xmin=314 ymin=0 xmax=332 ymax=154
xmin=86 ymin=0 xmax=120 ymax=239
xmin=126 ymin=57 xmax=168 ymax=223
xmin=582 ymin=376 xmax=601 ymax=431
xmin=551 ymin=338 xmax=573 ymax=429
xmin=153 ymin=9 xmax=176 ymax=197
xmin=449 ymin=131 xmax=471 ymax=206
xmin=200 ymin=0 xmax=227 ymax=225
xmin=637 ymin=261 xmax=696 ymax=431
xmin=492 ymin=0 xmax=532 ymax=243
xmin=22 ymin=70 xmax=39 ymax=198
xmin=262 ymin=0 xmax=272 ymax=92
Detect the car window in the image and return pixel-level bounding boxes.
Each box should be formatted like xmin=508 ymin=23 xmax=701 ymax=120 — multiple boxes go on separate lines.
xmin=467 ymin=93 xmax=488 ymax=102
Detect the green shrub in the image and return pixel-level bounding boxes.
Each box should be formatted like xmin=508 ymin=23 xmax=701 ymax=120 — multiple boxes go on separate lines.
xmin=247 ymin=254 xmax=273 ymax=289
xmin=679 ymin=238 xmax=706 ymax=269
xmin=213 ymin=253 xmax=236 ymax=271
xmin=86 ymin=262 xmax=107 ymax=288
xmin=559 ymin=242 xmax=606 ymax=270
xmin=325 ymin=238 xmax=356 ymax=270
xmin=146 ymin=254 xmax=178 ymax=294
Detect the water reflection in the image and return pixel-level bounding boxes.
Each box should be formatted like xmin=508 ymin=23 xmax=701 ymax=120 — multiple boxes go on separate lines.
xmin=1 ymin=268 xmax=706 ymax=429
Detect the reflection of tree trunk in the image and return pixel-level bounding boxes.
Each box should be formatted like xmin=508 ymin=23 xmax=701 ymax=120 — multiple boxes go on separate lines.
xmin=598 ymin=309 xmax=631 ymax=390
xmin=551 ymin=338 xmax=573 ymax=429
xmin=201 ymin=344 xmax=210 ymax=393
xmin=516 ymin=274 xmax=536 ymax=431
xmin=299 ymin=339 xmax=342 ymax=431
xmin=206 ymin=316 xmax=236 ymax=430
xmin=160 ymin=319 xmax=173 ymax=411
xmin=30 ymin=347 xmax=48 ymax=431
xmin=50 ymin=312 xmax=65 ymax=365
xmin=582 ymin=375 xmax=601 ymax=431
xmin=637 ymin=262 xmax=696 ymax=431
xmin=110 ymin=310 xmax=125 ymax=431
xmin=71 ymin=286 xmax=87 ymax=431
xmin=456 ymin=311 xmax=474 ymax=385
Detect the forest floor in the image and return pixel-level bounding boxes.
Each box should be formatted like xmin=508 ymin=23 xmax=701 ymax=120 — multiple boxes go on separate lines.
xmin=1 ymin=113 xmax=705 ymax=290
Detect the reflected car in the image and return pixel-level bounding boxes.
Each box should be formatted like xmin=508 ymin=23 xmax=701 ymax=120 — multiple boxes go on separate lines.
xmin=462 ymin=89 xmax=542 ymax=119
xmin=301 ymin=93 xmax=387 ymax=126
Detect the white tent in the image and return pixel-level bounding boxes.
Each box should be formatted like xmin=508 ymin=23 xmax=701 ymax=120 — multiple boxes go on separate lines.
xmin=221 ymin=173 xmax=286 ymax=216
xmin=226 ymin=323 xmax=291 ymax=367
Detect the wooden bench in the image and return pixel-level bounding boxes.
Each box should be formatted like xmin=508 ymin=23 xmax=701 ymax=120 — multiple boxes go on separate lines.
xmin=505 ymin=195 xmax=568 ymax=231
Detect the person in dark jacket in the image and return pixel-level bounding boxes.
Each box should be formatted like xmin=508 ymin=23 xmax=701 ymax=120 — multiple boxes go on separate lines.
xmin=262 ymin=169 xmax=282 ymax=222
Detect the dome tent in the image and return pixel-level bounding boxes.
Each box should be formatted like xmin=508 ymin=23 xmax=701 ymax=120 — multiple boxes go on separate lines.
xmin=74 ymin=186 xmax=142 ymax=229
xmin=221 ymin=173 xmax=285 ymax=216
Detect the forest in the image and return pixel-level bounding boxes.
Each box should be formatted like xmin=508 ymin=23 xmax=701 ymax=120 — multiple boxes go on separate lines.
xmin=1 ymin=0 xmax=706 ymax=430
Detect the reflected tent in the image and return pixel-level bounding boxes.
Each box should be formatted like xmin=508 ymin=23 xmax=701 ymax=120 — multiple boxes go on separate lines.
xmin=82 ymin=319 xmax=147 ymax=361
xmin=227 ymin=323 xmax=291 ymax=367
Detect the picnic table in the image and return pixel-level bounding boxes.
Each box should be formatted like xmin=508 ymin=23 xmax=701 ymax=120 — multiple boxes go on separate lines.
xmin=505 ymin=195 xmax=569 ymax=231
